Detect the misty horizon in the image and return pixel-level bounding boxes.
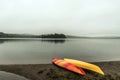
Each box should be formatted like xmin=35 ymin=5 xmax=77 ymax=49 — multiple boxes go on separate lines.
xmin=0 ymin=0 xmax=120 ymax=36
xmin=1 ymin=32 xmax=120 ymax=37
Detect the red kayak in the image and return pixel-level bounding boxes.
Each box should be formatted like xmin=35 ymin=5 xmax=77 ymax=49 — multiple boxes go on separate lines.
xmin=52 ymin=57 xmax=86 ymax=76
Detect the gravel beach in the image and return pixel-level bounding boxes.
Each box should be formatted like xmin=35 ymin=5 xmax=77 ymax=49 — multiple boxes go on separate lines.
xmin=0 ymin=61 xmax=119 ymax=80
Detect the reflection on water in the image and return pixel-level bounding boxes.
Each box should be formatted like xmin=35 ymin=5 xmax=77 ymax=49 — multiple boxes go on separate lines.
xmin=41 ymin=39 xmax=65 ymax=44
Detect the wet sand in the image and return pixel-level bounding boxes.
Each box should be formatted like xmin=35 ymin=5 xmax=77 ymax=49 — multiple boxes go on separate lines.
xmin=0 ymin=61 xmax=119 ymax=80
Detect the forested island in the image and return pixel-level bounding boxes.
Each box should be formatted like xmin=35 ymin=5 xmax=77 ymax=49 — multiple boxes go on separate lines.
xmin=41 ymin=34 xmax=66 ymax=38
xmin=0 ymin=32 xmax=66 ymax=38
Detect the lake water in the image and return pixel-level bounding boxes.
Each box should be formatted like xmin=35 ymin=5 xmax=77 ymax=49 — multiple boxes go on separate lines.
xmin=0 ymin=38 xmax=120 ymax=64
xmin=0 ymin=71 xmax=29 ymax=80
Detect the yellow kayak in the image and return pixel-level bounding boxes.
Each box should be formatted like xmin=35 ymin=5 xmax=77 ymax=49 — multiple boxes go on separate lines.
xmin=64 ymin=58 xmax=104 ymax=75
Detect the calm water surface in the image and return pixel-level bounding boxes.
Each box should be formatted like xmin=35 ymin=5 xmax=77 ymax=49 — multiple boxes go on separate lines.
xmin=0 ymin=71 xmax=28 ymax=80
xmin=0 ymin=38 xmax=120 ymax=64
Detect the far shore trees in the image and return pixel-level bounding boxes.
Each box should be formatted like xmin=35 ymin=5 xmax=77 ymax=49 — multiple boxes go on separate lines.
xmin=41 ymin=33 xmax=66 ymax=38
xmin=0 ymin=32 xmax=66 ymax=38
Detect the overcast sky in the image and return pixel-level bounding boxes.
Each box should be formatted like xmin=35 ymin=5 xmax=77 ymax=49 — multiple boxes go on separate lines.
xmin=0 ymin=0 xmax=120 ymax=36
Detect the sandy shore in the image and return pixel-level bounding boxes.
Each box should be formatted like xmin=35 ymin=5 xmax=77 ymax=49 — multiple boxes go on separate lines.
xmin=0 ymin=61 xmax=119 ymax=80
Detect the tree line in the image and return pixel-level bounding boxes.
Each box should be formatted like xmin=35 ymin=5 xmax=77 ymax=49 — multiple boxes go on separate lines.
xmin=0 ymin=32 xmax=66 ymax=38
xmin=41 ymin=33 xmax=66 ymax=38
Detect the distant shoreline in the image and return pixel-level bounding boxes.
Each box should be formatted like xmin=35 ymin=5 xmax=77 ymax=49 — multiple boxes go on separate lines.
xmin=1 ymin=37 xmax=120 ymax=39
xmin=0 ymin=32 xmax=66 ymax=38
xmin=1 ymin=32 xmax=120 ymax=39
xmin=0 ymin=61 xmax=119 ymax=80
